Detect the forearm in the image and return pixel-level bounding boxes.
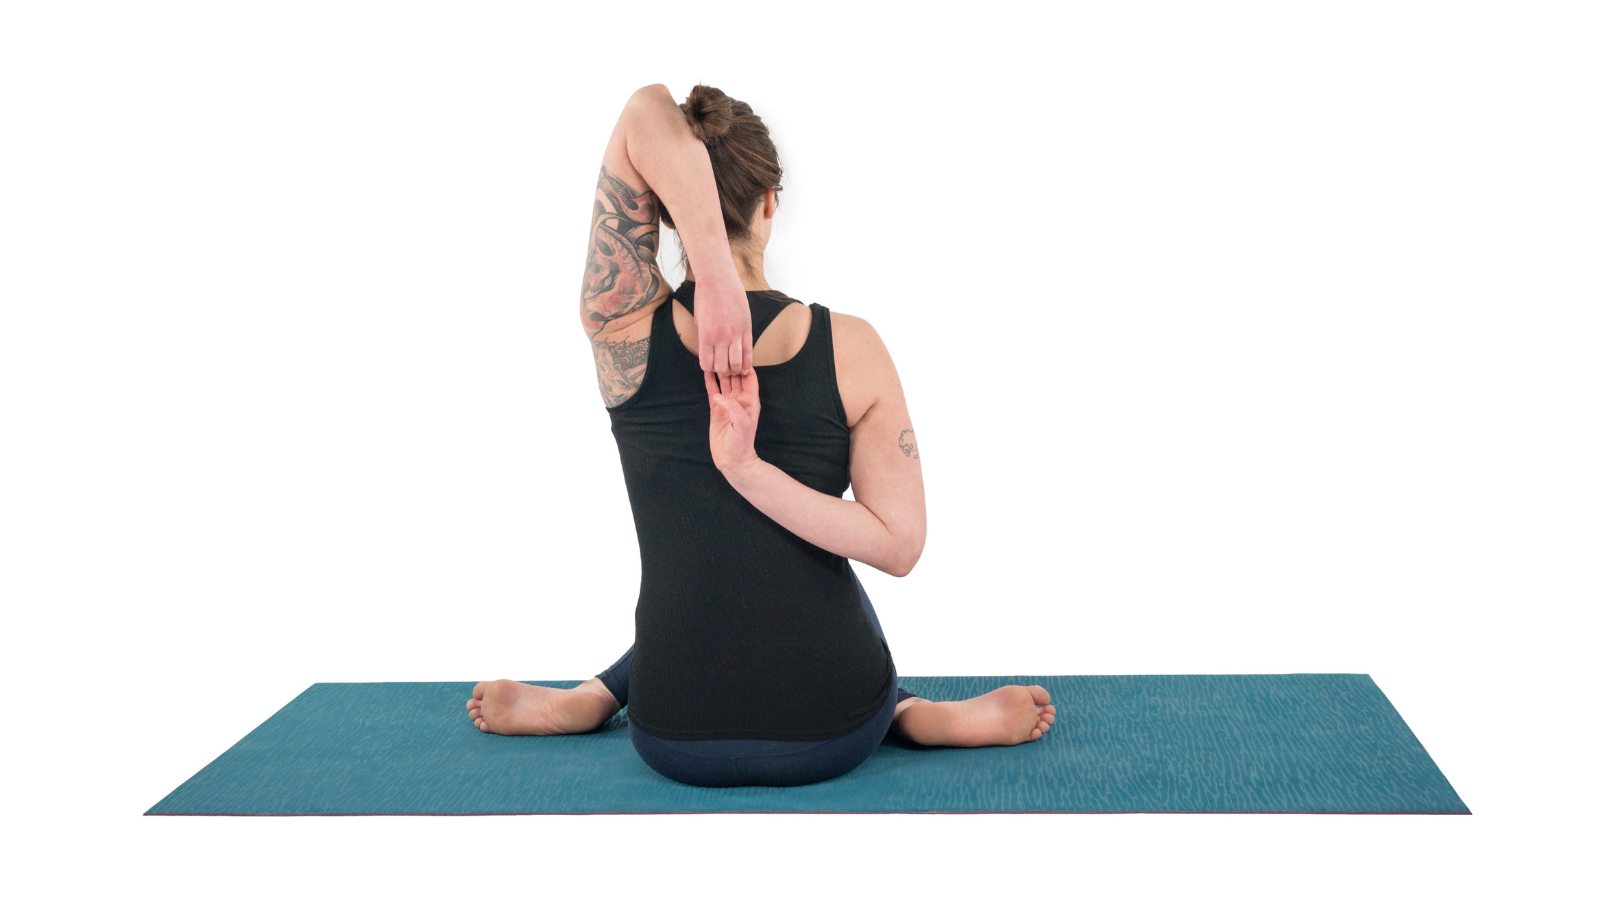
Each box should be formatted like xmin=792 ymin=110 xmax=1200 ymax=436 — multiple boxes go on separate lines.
xmin=619 ymin=86 xmax=741 ymax=288
xmin=722 ymin=459 xmax=917 ymax=577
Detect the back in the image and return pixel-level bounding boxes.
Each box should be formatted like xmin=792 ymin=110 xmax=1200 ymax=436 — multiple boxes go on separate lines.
xmin=606 ymin=282 xmax=896 ymax=741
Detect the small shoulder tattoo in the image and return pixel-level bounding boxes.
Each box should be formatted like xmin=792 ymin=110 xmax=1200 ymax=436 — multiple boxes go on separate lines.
xmin=898 ymin=429 xmax=919 ymax=460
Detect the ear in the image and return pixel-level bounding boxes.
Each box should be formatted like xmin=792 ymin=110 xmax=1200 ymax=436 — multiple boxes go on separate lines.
xmin=762 ymin=187 xmax=777 ymax=220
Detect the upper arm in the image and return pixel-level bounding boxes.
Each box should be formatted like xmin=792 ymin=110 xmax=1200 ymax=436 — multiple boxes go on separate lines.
xmin=581 ymin=100 xmax=673 ymax=407
xmin=833 ymin=313 xmax=927 ymax=574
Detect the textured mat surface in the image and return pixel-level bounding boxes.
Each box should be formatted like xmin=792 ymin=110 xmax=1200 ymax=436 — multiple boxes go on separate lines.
xmin=147 ymin=674 xmax=1467 ymax=815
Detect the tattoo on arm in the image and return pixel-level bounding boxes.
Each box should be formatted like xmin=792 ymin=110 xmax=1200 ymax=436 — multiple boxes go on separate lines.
xmin=581 ymin=165 xmax=671 ymax=407
xmin=581 ymin=165 xmax=669 ymax=340
xmin=593 ymin=335 xmax=651 ymax=408
xmin=898 ymin=429 xmax=919 ymax=460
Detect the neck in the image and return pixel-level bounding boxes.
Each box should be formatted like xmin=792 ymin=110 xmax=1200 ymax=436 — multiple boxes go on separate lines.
xmin=684 ymin=246 xmax=770 ymax=291
xmin=735 ymin=263 xmax=771 ymax=292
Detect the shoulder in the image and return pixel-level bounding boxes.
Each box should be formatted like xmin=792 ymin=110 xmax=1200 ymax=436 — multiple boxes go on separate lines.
xmin=829 ymin=311 xmax=894 ymax=368
xmin=826 ymin=310 xmax=905 ymax=428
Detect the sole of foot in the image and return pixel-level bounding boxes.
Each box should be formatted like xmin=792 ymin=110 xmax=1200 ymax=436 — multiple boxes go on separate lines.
xmin=466 ymin=678 xmax=620 ymax=736
xmin=896 ymin=684 xmax=1056 ymax=747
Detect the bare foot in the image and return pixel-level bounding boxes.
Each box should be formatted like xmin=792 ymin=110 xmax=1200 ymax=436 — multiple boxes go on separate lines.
xmin=892 ymin=684 xmax=1056 ymax=747
xmin=466 ymin=678 xmax=621 ymax=736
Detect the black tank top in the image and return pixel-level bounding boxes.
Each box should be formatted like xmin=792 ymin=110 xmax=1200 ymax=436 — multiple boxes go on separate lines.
xmin=606 ymin=281 xmax=896 ymax=741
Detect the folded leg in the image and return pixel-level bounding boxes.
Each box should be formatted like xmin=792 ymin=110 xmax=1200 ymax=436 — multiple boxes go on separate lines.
xmin=595 ymin=645 xmax=633 ymax=709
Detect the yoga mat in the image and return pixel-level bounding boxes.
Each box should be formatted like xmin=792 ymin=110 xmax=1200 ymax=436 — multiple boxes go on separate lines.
xmin=146 ymin=675 xmax=1468 ymax=815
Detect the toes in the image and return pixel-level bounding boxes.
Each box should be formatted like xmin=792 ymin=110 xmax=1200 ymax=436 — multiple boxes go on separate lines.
xmin=1025 ymin=685 xmax=1051 ymax=706
xmin=467 ymin=698 xmax=481 ymax=711
xmin=477 ymin=718 xmax=490 ymax=732
xmin=473 ymin=682 xmax=489 ymax=701
xmin=1040 ymin=711 xmax=1055 ymax=725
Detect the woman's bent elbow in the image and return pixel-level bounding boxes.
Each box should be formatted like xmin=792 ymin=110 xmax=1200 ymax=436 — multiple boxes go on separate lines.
xmin=886 ymin=543 xmax=924 ymax=578
xmin=630 ymin=83 xmax=673 ymax=105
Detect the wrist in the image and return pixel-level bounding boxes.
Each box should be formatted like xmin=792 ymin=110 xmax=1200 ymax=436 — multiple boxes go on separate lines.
xmin=689 ymin=261 xmax=742 ymax=293
xmin=719 ymin=454 xmax=765 ymax=489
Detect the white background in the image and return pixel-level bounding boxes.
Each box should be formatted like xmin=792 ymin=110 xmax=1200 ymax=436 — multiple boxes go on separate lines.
xmin=2 ymin=1 xmax=1595 ymax=897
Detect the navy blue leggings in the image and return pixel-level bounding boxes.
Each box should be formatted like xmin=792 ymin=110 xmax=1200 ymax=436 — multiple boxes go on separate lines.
xmin=596 ymin=572 xmax=917 ymax=788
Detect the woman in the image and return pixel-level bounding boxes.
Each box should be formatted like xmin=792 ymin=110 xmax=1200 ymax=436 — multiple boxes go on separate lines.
xmin=468 ymin=84 xmax=1055 ymax=788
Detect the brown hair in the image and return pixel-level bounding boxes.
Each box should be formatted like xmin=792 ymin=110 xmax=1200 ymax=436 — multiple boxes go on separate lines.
xmin=659 ymin=84 xmax=783 ymax=267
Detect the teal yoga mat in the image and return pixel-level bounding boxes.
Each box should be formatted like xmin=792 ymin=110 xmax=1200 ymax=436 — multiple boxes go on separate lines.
xmin=146 ymin=674 xmax=1467 ymax=815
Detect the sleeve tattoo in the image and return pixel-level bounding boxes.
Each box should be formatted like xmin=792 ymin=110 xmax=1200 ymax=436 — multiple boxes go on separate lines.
xmin=581 ymin=166 xmax=668 ymax=339
xmin=582 ymin=166 xmax=670 ymax=407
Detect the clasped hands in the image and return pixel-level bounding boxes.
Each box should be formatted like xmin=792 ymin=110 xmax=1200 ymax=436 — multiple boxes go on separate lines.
xmin=694 ymin=279 xmax=761 ymax=475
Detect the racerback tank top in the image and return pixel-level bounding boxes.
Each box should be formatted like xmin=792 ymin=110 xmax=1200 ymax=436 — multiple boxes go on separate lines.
xmin=605 ymin=281 xmax=896 ymax=741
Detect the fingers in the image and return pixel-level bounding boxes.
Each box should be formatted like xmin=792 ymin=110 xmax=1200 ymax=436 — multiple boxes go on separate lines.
xmin=722 ymin=388 xmax=754 ymax=432
xmin=697 ymin=328 xmax=750 ymax=378
xmin=704 ymin=368 xmax=758 ymax=417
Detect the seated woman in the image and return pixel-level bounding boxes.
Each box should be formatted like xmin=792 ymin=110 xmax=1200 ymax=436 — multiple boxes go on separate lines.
xmin=468 ymin=84 xmax=1055 ymax=788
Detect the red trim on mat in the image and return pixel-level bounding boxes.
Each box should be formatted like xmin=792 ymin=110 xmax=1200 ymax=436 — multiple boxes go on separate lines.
xmin=146 ymin=809 xmax=1471 ymax=817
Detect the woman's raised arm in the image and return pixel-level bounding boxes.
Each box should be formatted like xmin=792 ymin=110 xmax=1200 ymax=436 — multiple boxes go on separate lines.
xmin=581 ymin=86 xmax=752 ymax=386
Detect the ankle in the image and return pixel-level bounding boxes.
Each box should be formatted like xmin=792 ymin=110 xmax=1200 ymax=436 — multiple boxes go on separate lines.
xmin=571 ymin=679 xmax=622 ymax=717
xmin=892 ymin=699 xmax=946 ymax=743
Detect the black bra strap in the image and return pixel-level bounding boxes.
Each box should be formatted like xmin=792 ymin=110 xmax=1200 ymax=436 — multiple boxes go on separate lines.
xmin=672 ymin=282 xmax=799 ymax=345
xmin=749 ymin=297 xmax=793 ymax=343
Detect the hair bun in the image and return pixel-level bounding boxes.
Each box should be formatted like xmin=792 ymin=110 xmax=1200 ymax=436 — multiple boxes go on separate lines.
xmin=680 ymin=84 xmax=733 ymax=143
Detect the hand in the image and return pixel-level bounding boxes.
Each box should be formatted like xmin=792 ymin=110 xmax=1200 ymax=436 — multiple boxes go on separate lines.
xmin=692 ymin=276 xmax=754 ymax=377
xmin=705 ymin=367 xmax=760 ymax=473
